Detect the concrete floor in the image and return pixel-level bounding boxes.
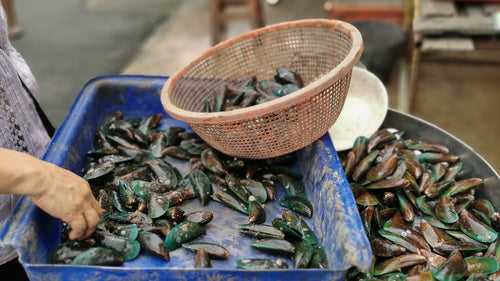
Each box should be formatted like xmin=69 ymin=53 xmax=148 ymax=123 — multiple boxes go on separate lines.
xmin=122 ymin=0 xmax=500 ymax=173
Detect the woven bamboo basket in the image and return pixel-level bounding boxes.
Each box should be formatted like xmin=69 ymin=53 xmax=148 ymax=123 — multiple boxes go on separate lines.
xmin=161 ymin=19 xmax=363 ymax=159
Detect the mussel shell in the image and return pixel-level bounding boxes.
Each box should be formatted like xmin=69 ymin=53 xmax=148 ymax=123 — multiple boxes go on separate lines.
xmin=469 ymin=199 xmax=496 ymax=220
xmin=143 ymin=158 xmax=179 ymax=186
xmin=165 ymin=126 xmax=185 ymax=146
xmin=464 ymin=256 xmax=499 ymax=276
xmin=276 ymin=173 xmax=306 ymax=198
xmin=442 ymin=161 xmax=463 ymax=182
xmin=161 ymin=146 xmax=192 ymax=160
xmin=241 ymin=179 xmax=267 ymax=203
xmin=94 ymin=231 xmax=140 ymax=261
xmin=146 ymin=192 xmax=170 ymax=219
xmin=184 ymin=211 xmax=214 ymax=225
xmin=441 ymin=178 xmax=483 ymax=198
xmin=308 ymin=245 xmax=329 ymax=269
xmin=248 ymin=195 xmax=266 ymax=224
xmin=378 ymin=229 xmax=420 ymax=253
xmin=273 ymin=84 xmax=300 ymax=97
xmin=49 ymin=240 xmax=95 ymax=264
xmin=367 ymin=129 xmax=397 ymax=154
xmin=281 ymin=210 xmax=318 ymax=245
xmin=352 ymin=150 xmax=379 ymax=182
xmin=272 ymin=218 xmax=303 ymax=241
xmin=164 ymin=221 xmax=206 ymax=251
xmin=373 ymin=254 xmax=426 ymax=276
xmin=83 ymin=160 xmax=115 ymax=181
xmin=249 ymin=238 xmax=295 ymax=255
xmin=397 ymin=191 xmax=415 ymax=223
xmin=366 ymin=153 xmax=398 ymax=182
xmin=136 ymin=113 xmax=163 ymax=135
xmin=180 ymin=138 xmax=209 ymax=155
xmin=257 ymin=79 xmax=282 ymax=96
xmin=292 ymin=238 xmax=314 ymax=268
xmin=383 ymin=222 xmax=430 ymax=252
xmin=214 ymin=190 xmax=249 ymax=214
xmin=165 ymin=206 xmax=185 ymax=222
xmin=419 ymin=152 xmax=459 ymax=165
xmin=459 ymin=209 xmax=498 ymax=243
xmin=355 ymin=191 xmax=379 ymax=206
xmin=101 ymin=119 xmax=135 ymax=141
xmin=420 ymin=220 xmax=456 ymax=251
xmin=105 ymin=224 xmax=139 ymax=240
xmin=137 ymin=231 xmax=170 ymax=261
xmin=274 ymin=67 xmax=303 ymax=87
xmin=361 ymin=206 xmax=374 ymax=234
xmin=239 ymin=224 xmax=285 ymax=240
xmin=194 ymin=248 xmax=212 ymax=268
xmin=182 ymin=241 xmax=230 ymax=259
xmin=71 ymin=247 xmax=125 ymax=266
xmin=201 ymin=148 xmax=227 ymax=175
xmin=370 ymin=236 xmax=406 ymax=257
xmin=435 ymin=195 xmax=458 ymax=224
xmin=278 ymin=195 xmax=313 ymax=217
xmin=131 ymin=180 xmax=176 ymax=200
xmin=225 ymin=173 xmax=250 ymax=204
xmin=432 ymin=250 xmax=467 ymax=281
xmin=188 ymin=169 xmax=212 ymax=206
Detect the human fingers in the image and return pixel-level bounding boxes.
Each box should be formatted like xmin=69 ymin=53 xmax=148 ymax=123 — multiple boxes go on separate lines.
xmin=82 ymin=206 xmax=101 ymax=239
xmin=67 ymin=215 xmax=87 ymax=241
xmin=88 ymin=194 xmax=104 ymax=218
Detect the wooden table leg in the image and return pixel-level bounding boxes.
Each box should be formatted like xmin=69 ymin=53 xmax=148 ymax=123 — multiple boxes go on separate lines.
xmin=408 ymin=47 xmax=421 ymax=114
xmin=210 ymin=0 xmax=225 ymax=46
xmin=248 ymin=0 xmax=264 ymax=29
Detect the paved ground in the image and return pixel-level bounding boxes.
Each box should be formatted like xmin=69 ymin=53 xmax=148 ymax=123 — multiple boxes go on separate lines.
xmin=10 ymin=0 xmax=175 ymax=127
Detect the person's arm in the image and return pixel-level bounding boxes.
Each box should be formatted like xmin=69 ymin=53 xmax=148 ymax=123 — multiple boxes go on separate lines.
xmin=0 ymin=148 xmax=103 ymax=240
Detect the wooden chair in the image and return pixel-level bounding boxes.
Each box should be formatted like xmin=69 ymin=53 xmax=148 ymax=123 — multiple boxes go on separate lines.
xmin=210 ymin=0 xmax=265 ymax=46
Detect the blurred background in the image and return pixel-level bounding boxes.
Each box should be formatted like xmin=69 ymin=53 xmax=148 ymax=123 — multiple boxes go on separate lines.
xmin=8 ymin=0 xmax=500 ymax=172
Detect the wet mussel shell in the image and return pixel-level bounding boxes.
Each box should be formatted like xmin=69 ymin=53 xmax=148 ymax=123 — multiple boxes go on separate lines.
xmin=292 ymin=238 xmax=314 ymax=268
xmin=239 ymin=224 xmax=285 ymax=240
xmin=49 ymin=240 xmax=95 ymax=264
xmin=181 ymin=241 xmax=230 ymax=259
xmin=183 ymin=211 xmax=214 ymax=225
xmin=248 ymin=195 xmax=266 ymax=224
xmin=188 ymin=169 xmax=212 ymax=206
xmin=164 ymin=221 xmax=206 ymax=251
xmin=136 ymin=231 xmax=170 ymax=262
xmin=194 ymin=248 xmax=212 ymax=268
xmin=94 ymin=231 xmax=141 ymax=261
xmin=309 ymin=245 xmax=329 ymax=269
xmin=83 ymin=160 xmax=115 ymax=181
xmin=71 ymin=247 xmax=125 ymax=266
xmin=278 ymin=195 xmax=313 ymax=218
xmin=249 ymin=238 xmax=295 ymax=255
xmin=105 ymin=223 xmax=139 ymax=240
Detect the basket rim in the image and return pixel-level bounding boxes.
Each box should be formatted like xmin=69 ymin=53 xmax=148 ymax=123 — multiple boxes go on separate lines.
xmin=160 ymin=19 xmax=363 ymax=124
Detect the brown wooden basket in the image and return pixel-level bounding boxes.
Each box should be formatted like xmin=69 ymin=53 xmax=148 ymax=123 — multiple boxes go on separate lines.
xmin=161 ymin=19 xmax=363 ymax=159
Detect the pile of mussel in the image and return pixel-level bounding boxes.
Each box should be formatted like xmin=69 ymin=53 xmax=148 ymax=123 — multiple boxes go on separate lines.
xmin=340 ymin=128 xmax=500 ymax=281
xmin=204 ymin=66 xmax=303 ymax=112
xmin=49 ymin=111 xmax=328 ymax=269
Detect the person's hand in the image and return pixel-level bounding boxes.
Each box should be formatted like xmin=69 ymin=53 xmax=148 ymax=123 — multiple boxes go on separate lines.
xmin=28 ymin=160 xmax=103 ymax=240
xmin=0 ymin=148 xmax=103 ymax=240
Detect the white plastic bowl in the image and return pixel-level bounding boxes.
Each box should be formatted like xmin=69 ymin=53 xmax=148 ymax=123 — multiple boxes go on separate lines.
xmin=328 ymin=67 xmax=389 ymax=151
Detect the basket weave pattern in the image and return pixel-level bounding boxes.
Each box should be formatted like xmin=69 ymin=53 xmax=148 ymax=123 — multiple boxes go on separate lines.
xmin=162 ymin=19 xmax=362 ymax=159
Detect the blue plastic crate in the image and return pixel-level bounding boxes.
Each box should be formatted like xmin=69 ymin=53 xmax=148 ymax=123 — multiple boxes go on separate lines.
xmin=0 ymin=75 xmax=372 ymax=281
